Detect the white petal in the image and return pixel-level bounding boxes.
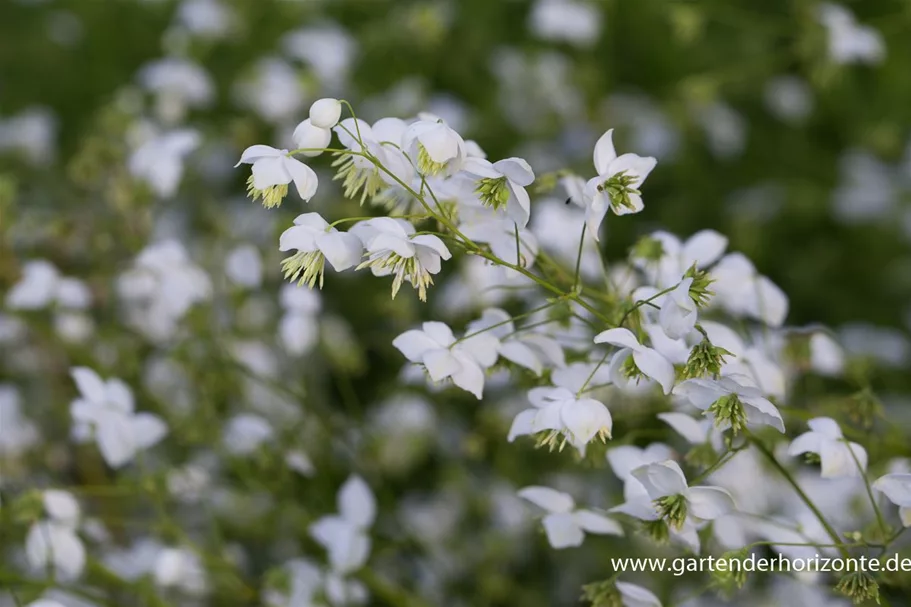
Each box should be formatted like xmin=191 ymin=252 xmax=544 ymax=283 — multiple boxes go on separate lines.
xmin=292 ymin=119 xmax=332 ymax=157
xmin=873 ymin=474 xmax=911 ymax=507
xmin=235 ymin=144 xmax=281 ymax=167
xmin=410 ymin=234 xmax=452 ymax=260
xmin=657 ymin=412 xmax=709 ymax=445
xmin=541 ymin=513 xmax=585 ymax=549
xmin=317 ymin=232 xmax=363 ymax=272
xmin=499 ymin=341 xmax=543 ymax=375
xmin=338 ymin=475 xmax=376 ymax=528
xmin=105 ymin=379 xmax=135 ymax=413
xmin=752 ymin=276 xmax=788 ymax=327
xmin=309 ymin=98 xmax=342 ymax=129
xmin=507 ymin=409 xmax=536 ymax=442
xmin=901 ymin=507 xmax=911 ymax=527
xmin=417 ymin=123 xmax=460 ymax=163
xmin=71 ymin=367 xmax=106 ymax=403
xmin=807 ymin=417 xmax=843 ymax=439
xmin=131 ymin=413 xmax=168 ymax=450
xmin=592 ymin=129 xmax=617 ymax=175
xmin=682 ymin=230 xmax=728 ymax=267
xmin=421 ymin=321 xmax=455 ymax=346
xmin=632 ymin=348 xmax=676 ymax=394
xmin=392 ymin=330 xmax=439 ymax=362
xmin=688 ymin=486 xmax=735 ymax=520
xmin=673 ymin=378 xmax=727 ymax=410
xmin=283 ymin=157 xmax=318 ymax=201
xmin=517 ymin=486 xmax=575 ymax=513
xmin=787 ymin=431 xmax=823 ymax=457
xmin=493 ymin=157 xmax=535 ymax=186
xmin=593 ymin=327 xmax=641 ymax=350
xmin=422 ymin=349 xmax=461 ymax=382
xmin=616 ymin=581 xmax=662 ymax=607
xmin=252 ymin=156 xmax=291 ymax=189
xmin=608 ymin=153 xmax=657 ymax=186
xmin=607 ymin=446 xmax=648 ymax=480
xmin=43 ymin=490 xmax=80 ymax=526
xmin=742 ymin=395 xmax=785 ymax=432
xmin=450 ymin=357 xmax=485 ymax=399
xmin=632 ymin=460 xmax=688 ymax=499
xmin=572 ymin=510 xmax=623 ymax=535
xmin=95 ymin=413 xmax=137 ymax=468
xmin=819 ymin=440 xmax=863 ymax=478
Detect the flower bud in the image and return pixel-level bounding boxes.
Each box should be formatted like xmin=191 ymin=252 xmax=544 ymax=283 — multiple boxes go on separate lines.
xmin=292 ymin=119 xmax=332 ymax=157
xmin=309 ymin=97 xmax=342 ymax=129
xmin=835 ymin=571 xmax=880 ymax=605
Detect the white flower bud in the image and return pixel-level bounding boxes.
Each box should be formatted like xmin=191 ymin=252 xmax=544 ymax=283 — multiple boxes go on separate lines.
xmin=292 ymin=119 xmax=331 ymax=157
xmin=309 ymin=97 xmax=342 ymax=129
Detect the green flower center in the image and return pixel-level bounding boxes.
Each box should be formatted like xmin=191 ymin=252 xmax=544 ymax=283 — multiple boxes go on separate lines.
xmin=707 ymin=393 xmax=747 ymax=434
xmin=654 ymin=494 xmax=688 ymax=530
xmin=597 ymin=170 xmax=641 ymax=212
xmin=475 ymin=176 xmax=510 ymax=210
xmin=246 ymin=175 xmax=288 ymax=209
xmin=417 ymin=144 xmax=447 ymax=175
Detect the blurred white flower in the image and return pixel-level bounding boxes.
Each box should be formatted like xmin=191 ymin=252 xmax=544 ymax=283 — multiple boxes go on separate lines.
xmin=154 ymin=547 xmax=208 ymax=595
xmin=508 ymin=386 xmax=612 ymax=452
xmin=309 ymin=475 xmax=376 ymax=574
xmin=817 ymin=3 xmax=885 ymax=65
xmin=138 ymin=58 xmax=214 ymax=123
xmin=223 ymin=414 xmax=274 ymax=456
xmin=234 ymin=57 xmax=305 ymax=124
xmin=128 ymin=128 xmax=200 ymax=198
xmin=674 ymin=376 xmax=785 ymax=433
xmin=518 ymin=486 xmax=622 ymax=549
xmin=873 ymin=474 xmax=911 ymax=526
xmin=764 ymin=76 xmax=814 ymax=123
xmin=283 ymin=24 xmax=356 ymax=90
xmin=0 ymin=107 xmax=57 ymax=164
xmin=788 ymin=417 xmax=867 ymax=478
xmin=528 ymin=0 xmax=602 ymax=47
xmin=0 ymin=384 xmax=39 ymax=456
xmin=69 ymin=367 xmax=168 ymax=468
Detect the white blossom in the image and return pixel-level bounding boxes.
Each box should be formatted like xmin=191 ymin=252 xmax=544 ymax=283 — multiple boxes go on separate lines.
xmin=787 ymin=417 xmax=867 ymax=478
xmin=518 ymin=486 xmax=622 ymax=549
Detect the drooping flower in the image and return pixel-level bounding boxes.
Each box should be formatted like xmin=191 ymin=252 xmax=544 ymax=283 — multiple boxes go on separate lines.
xmin=333 ymin=117 xmax=413 ymax=204
xmin=279 ymin=213 xmax=363 ymax=289
xmin=508 ymin=386 xmax=612 ymax=452
xmin=69 ymin=367 xmax=168 ymax=468
xmin=402 ymin=118 xmax=466 ymax=176
xmin=392 ymin=321 xmax=497 ymax=399
xmin=292 ymin=119 xmax=332 ymax=157
xmin=787 ymin=417 xmax=868 ymax=478
xmin=309 ymin=476 xmax=376 ymax=574
xmin=461 ymin=157 xmax=535 ymax=227
xmin=235 ymin=145 xmax=318 ymax=208
xmin=351 ymin=218 xmax=451 ymax=301
xmin=582 ymin=129 xmax=657 ymax=239
xmin=674 ymin=376 xmax=785 ymax=434
xmin=594 ymin=328 xmax=676 ymax=394
xmin=658 ymin=277 xmax=698 ymax=340
xmin=309 ymin=98 xmax=343 ymax=129
xmin=817 ymin=3 xmax=885 ymax=65
xmin=872 ymin=474 xmax=911 ymax=526
xmin=517 ymin=486 xmax=622 ymax=549
xmin=631 ymin=460 xmax=735 ymax=531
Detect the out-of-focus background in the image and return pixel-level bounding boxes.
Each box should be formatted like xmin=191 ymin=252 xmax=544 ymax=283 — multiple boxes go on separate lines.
xmin=2 ymin=0 xmax=911 ymax=606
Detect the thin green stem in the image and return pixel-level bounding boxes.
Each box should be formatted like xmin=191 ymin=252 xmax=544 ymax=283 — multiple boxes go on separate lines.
xmin=748 ymin=432 xmax=850 ymax=558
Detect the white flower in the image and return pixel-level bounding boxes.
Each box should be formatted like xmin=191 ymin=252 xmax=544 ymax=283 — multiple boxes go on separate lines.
xmin=529 ymin=0 xmax=602 ymax=47
xmin=632 ymin=460 xmax=735 ymax=524
xmin=279 ymin=213 xmax=364 ymax=289
xmin=6 ymin=260 xmax=91 ymax=311
xmin=224 ymin=244 xmax=263 ymax=289
xmin=461 ymin=157 xmax=535 ymax=227
xmin=333 ymin=117 xmax=413 ymax=203
xmin=309 ymin=98 xmax=342 ymax=129
xmin=809 ymin=332 xmax=845 ymax=376
xmin=817 ymin=3 xmax=885 ymax=65
xmin=872 ymin=474 xmax=911 ymax=526
xmin=278 ymin=283 xmax=321 ymax=356
xmin=634 ymin=229 xmax=728 ymax=288
xmin=43 ymin=490 xmax=81 ymax=526
xmin=658 ymin=277 xmax=697 ymax=340
xmin=154 ymin=547 xmax=208 ymax=595
xmin=697 ymin=320 xmax=786 ymax=399
xmin=69 ymin=367 xmax=168 ymax=468
xmin=508 ymin=386 xmax=612 ymax=452
xmin=582 ymin=129 xmax=657 ymax=239
xmin=466 ymin=308 xmax=564 ymax=376
xmin=222 ymin=414 xmax=274 ymax=456
xmin=128 ymin=129 xmax=200 ymax=198
xmin=352 ymin=218 xmax=451 ymax=301
xmin=787 ymin=417 xmax=867 ymax=478
xmin=138 ymin=58 xmax=214 ymax=123
xmin=710 ymin=253 xmax=788 ymax=327
xmin=310 ymin=476 xmax=376 ymax=574
xmin=0 ymin=384 xmax=39 ymax=456
xmin=292 ymin=119 xmax=332 ymax=157
xmin=263 ymin=559 xmax=323 ymax=607
xmin=594 ymin=328 xmax=675 ymax=394
xmin=392 ymin=321 xmax=498 ymax=399
xmin=674 ymin=376 xmax=785 ymax=433
xmin=657 ymin=413 xmax=723 ymax=451
xmin=117 ymin=240 xmax=211 ymax=342
xmin=517 ymin=486 xmax=622 ymax=549
xmin=235 ymin=145 xmax=318 ymax=208
xmin=26 ymin=521 xmax=86 ymax=581
xmin=402 ymin=119 xmax=466 ymax=176
xmin=616 ymin=581 xmax=662 ymax=607
xmin=234 ymin=57 xmax=305 ymax=123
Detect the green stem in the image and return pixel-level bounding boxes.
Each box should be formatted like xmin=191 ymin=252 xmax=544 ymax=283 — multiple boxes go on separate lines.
xmin=748 ymin=432 xmax=850 ymax=558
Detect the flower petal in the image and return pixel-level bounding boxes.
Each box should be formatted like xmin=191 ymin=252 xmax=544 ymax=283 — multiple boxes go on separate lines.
xmin=517 ymin=486 xmax=575 ymax=513
xmin=572 ymin=510 xmax=623 ymax=535
xmin=632 ymin=347 xmax=676 ymax=394
xmin=542 ymin=513 xmax=585 ymax=549
xmin=593 ymin=327 xmax=641 ymax=350
xmin=592 ymin=129 xmax=617 ymax=175
xmin=338 ymin=475 xmax=376 ymax=528
xmin=688 ymin=486 xmax=735 ymax=520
